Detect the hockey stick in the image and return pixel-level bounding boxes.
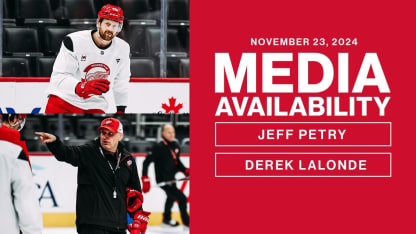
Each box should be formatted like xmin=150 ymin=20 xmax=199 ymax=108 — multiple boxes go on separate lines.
xmin=156 ymin=177 xmax=189 ymax=187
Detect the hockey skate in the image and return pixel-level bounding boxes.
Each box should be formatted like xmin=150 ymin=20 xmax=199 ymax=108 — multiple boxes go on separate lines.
xmin=162 ymin=219 xmax=180 ymax=228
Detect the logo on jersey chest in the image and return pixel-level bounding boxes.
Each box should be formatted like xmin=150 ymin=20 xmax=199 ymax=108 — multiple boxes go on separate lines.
xmin=81 ymin=55 xmax=87 ymax=61
xmin=82 ymin=63 xmax=110 ymax=82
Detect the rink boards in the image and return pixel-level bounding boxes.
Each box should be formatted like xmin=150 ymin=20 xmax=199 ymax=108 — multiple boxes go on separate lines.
xmin=0 ymin=78 xmax=189 ymax=114
xmin=31 ymin=153 xmax=190 ymax=227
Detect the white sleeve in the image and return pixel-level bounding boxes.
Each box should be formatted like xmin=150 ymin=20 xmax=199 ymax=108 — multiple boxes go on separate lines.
xmin=49 ymin=42 xmax=80 ymax=93
xmin=11 ymin=152 xmax=43 ymax=234
xmin=113 ymin=47 xmax=131 ymax=107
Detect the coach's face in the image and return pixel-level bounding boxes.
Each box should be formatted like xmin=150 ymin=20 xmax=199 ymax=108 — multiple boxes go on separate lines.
xmin=162 ymin=125 xmax=176 ymax=142
xmin=100 ymin=129 xmax=123 ymax=153
xmin=98 ymin=19 xmax=120 ymax=41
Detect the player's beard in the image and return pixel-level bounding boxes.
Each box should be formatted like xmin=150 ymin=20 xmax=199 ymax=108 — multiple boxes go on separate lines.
xmin=99 ymin=28 xmax=115 ymax=41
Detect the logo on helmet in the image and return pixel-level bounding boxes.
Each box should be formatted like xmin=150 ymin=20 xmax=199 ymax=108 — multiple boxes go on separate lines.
xmin=98 ymin=4 xmax=124 ymax=23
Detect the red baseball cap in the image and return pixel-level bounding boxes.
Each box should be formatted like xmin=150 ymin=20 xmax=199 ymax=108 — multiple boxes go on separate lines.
xmin=97 ymin=118 xmax=123 ymax=133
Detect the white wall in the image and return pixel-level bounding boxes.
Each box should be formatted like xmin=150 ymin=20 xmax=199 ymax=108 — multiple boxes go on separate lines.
xmin=0 ymin=79 xmax=189 ymax=113
xmin=31 ymin=154 xmax=190 ymax=213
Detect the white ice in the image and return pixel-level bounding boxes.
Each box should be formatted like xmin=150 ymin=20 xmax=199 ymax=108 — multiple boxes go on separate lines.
xmin=43 ymin=226 xmax=189 ymax=234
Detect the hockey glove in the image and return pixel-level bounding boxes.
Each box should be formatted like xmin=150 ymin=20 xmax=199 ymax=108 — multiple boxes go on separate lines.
xmin=127 ymin=188 xmax=144 ymax=213
xmin=75 ymin=79 xmax=110 ymax=99
xmin=141 ymin=176 xmax=151 ymax=193
xmin=128 ymin=210 xmax=151 ymax=234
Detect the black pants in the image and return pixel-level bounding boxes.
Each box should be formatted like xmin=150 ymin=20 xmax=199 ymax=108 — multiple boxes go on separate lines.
xmin=161 ymin=184 xmax=190 ymax=226
xmin=78 ymin=225 xmax=126 ymax=234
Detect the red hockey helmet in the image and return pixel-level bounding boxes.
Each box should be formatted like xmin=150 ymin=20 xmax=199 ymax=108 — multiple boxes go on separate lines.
xmin=98 ymin=4 xmax=124 ymax=23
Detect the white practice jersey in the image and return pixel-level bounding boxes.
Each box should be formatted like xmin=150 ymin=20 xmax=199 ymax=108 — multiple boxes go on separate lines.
xmin=46 ymin=30 xmax=131 ymax=111
xmin=0 ymin=135 xmax=43 ymax=234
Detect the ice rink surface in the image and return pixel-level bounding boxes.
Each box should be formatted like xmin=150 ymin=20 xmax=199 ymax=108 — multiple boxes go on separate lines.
xmin=44 ymin=226 xmax=189 ymax=234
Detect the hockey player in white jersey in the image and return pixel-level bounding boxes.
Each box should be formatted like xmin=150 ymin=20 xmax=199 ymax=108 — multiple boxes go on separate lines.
xmin=45 ymin=4 xmax=131 ymax=114
xmin=0 ymin=114 xmax=43 ymax=234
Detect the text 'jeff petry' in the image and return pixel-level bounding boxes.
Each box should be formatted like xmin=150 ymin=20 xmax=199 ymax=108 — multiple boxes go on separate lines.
xmin=214 ymin=53 xmax=391 ymax=117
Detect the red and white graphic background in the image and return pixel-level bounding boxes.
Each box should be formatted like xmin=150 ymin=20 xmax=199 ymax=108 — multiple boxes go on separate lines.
xmin=191 ymin=0 xmax=416 ymax=233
